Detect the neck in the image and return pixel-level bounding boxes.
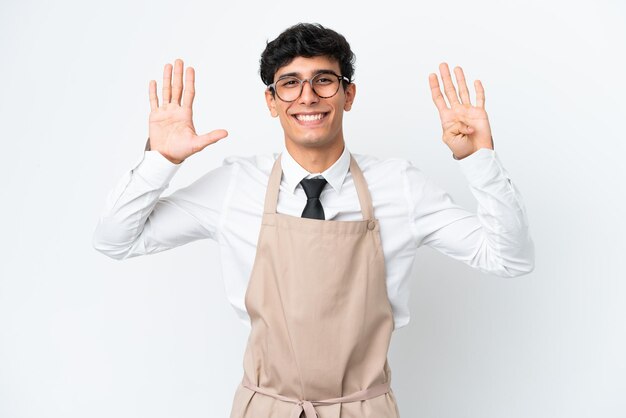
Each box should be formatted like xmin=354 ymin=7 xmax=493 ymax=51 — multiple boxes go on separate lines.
xmin=285 ymin=139 xmax=345 ymax=174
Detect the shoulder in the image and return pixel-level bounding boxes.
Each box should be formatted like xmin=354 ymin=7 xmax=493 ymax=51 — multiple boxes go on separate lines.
xmin=350 ymin=152 xmax=433 ymax=206
xmin=222 ymin=152 xmax=278 ymax=173
xmin=219 ymin=152 xmax=280 ymax=190
xmin=222 ymin=152 xmax=277 ymax=166
xmin=350 ymin=152 xmax=419 ymax=183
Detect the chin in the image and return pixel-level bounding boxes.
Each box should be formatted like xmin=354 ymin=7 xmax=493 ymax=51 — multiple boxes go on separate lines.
xmin=290 ymin=135 xmax=334 ymax=148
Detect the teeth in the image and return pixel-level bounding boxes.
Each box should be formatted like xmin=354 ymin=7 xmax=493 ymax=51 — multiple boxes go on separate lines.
xmin=296 ymin=113 xmax=325 ymax=121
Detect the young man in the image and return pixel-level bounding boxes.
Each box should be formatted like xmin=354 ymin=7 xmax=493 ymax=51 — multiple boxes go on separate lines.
xmin=93 ymin=23 xmax=534 ymax=418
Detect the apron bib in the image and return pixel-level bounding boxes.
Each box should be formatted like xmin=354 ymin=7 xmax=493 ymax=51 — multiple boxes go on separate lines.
xmin=229 ymin=153 xmax=400 ymax=418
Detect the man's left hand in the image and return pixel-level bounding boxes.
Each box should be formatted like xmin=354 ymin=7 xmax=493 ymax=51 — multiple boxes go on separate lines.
xmin=429 ymin=62 xmax=494 ymax=159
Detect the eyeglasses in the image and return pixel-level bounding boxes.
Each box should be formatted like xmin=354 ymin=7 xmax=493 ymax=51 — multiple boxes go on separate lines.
xmin=268 ymin=72 xmax=351 ymax=102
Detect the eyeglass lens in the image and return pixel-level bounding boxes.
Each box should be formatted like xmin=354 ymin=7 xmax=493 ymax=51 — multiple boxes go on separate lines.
xmin=275 ymin=73 xmax=342 ymax=102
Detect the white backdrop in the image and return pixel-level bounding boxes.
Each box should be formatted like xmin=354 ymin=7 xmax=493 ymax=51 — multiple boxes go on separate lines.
xmin=1 ymin=0 xmax=625 ymax=417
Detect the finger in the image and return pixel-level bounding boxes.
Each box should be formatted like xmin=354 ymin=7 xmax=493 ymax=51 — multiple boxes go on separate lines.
xmin=162 ymin=63 xmax=173 ymax=103
xmin=439 ymin=62 xmax=460 ymax=106
xmin=454 ymin=66 xmax=471 ymax=106
xmin=182 ymin=67 xmax=195 ymax=109
xmin=446 ymin=120 xmax=473 ymax=136
xmin=195 ymin=129 xmax=229 ymax=150
xmin=475 ymin=80 xmax=485 ymax=108
xmin=171 ymin=58 xmax=184 ymax=105
xmin=149 ymin=80 xmax=159 ymax=111
xmin=429 ymin=73 xmax=448 ymax=113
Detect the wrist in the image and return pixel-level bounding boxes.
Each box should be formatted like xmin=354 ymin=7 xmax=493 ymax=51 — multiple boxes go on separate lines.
xmin=160 ymin=152 xmax=184 ymax=165
xmin=453 ymin=138 xmax=494 ymax=160
xmin=145 ymin=139 xmax=184 ymax=164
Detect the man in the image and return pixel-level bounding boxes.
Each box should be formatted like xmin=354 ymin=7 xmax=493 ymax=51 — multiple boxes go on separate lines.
xmin=93 ymin=23 xmax=534 ymax=418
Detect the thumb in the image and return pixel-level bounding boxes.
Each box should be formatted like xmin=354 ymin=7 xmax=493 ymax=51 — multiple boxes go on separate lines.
xmin=195 ymin=129 xmax=229 ymax=151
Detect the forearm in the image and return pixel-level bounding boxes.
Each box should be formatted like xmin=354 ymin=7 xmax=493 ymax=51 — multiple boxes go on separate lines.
xmin=409 ymin=148 xmax=535 ymax=277
xmin=456 ymin=148 xmax=535 ymax=276
xmin=92 ymin=151 xmax=181 ymax=260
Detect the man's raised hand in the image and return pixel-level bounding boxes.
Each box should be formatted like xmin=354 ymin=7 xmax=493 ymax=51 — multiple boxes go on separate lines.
xmin=148 ymin=59 xmax=228 ymax=164
xmin=429 ymin=62 xmax=493 ymax=159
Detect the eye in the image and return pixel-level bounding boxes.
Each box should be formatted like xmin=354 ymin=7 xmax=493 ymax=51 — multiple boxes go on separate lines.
xmin=314 ymin=77 xmax=333 ymax=84
xmin=278 ymin=78 xmax=300 ymax=88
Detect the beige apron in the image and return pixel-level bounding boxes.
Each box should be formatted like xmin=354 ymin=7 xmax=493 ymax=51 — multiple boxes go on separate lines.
xmin=229 ymin=152 xmax=400 ymax=418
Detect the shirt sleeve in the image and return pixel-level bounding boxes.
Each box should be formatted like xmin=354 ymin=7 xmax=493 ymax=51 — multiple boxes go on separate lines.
xmin=404 ymin=147 xmax=535 ymax=277
xmin=92 ymin=149 xmax=233 ymax=260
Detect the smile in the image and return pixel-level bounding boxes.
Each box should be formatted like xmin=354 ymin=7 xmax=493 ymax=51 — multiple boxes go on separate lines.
xmin=292 ymin=112 xmax=329 ymax=124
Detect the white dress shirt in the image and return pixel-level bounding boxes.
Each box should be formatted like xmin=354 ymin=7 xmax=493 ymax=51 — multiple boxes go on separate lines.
xmin=93 ymin=144 xmax=535 ymax=330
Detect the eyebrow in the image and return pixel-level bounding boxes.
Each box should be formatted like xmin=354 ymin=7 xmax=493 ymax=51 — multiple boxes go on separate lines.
xmin=276 ymin=69 xmax=338 ymax=79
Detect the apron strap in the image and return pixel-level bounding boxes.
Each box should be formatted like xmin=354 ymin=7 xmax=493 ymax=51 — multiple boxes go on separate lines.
xmin=263 ymin=152 xmax=375 ymax=221
xmin=263 ymin=154 xmax=283 ymax=215
xmin=348 ymin=154 xmax=375 ymax=220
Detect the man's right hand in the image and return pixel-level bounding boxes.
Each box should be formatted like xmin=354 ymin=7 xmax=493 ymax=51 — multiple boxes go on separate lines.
xmin=148 ymin=58 xmax=228 ymax=164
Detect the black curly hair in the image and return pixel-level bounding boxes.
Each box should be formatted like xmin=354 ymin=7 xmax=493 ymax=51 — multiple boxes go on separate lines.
xmin=259 ymin=23 xmax=355 ymax=94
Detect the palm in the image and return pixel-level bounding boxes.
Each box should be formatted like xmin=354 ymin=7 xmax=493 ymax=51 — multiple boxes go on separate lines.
xmin=429 ymin=63 xmax=493 ymax=159
xmin=147 ymin=59 xmax=228 ymax=164
xmin=149 ymin=105 xmax=197 ymax=162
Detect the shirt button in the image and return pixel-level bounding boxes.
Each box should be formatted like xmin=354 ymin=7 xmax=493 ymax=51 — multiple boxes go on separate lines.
xmin=368 ymin=220 xmax=376 ymax=230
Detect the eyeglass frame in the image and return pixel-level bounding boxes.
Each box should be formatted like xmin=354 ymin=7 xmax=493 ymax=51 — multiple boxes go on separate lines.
xmin=267 ymin=71 xmax=352 ymax=102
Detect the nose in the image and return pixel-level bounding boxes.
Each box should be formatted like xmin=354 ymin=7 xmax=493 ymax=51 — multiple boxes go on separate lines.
xmin=298 ymin=79 xmax=319 ymax=105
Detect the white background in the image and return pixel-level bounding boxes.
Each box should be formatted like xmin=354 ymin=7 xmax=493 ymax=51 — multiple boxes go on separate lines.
xmin=1 ymin=0 xmax=625 ymax=417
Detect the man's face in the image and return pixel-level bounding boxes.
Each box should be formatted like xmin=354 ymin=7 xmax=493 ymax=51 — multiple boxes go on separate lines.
xmin=265 ymin=55 xmax=356 ymax=150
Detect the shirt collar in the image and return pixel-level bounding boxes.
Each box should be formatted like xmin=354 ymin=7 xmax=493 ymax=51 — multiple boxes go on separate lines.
xmin=280 ymin=143 xmax=351 ymax=194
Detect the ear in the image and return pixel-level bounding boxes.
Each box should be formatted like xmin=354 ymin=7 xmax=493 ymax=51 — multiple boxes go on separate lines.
xmin=343 ymin=83 xmax=356 ymax=112
xmin=265 ymin=89 xmax=279 ymax=117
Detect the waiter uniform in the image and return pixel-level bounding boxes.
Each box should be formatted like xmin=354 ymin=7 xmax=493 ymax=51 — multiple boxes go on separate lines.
xmin=229 ymin=152 xmax=401 ymax=418
xmin=93 ymin=142 xmax=534 ymax=416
